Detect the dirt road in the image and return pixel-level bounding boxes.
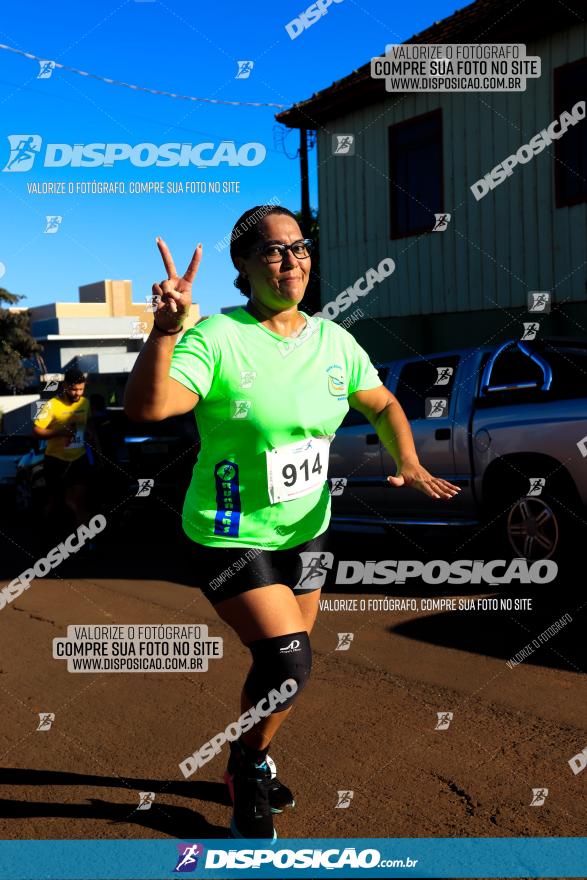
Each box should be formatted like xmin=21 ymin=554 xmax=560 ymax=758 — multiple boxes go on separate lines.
xmin=0 ymin=535 xmax=585 ymax=846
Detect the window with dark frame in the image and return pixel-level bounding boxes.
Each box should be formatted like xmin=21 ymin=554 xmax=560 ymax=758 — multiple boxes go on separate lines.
xmin=394 ymin=356 xmax=460 ymax=421
xmin=389 ymin=109 xmax=444 ymax=239
xmin=554 ymin=57 xmax=587 ymax=208
xmin=477 ymin=344 xmax=587 ymax=407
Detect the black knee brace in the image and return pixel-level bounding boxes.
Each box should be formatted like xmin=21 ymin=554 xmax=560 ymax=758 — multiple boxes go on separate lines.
xmin=244 ymin=631 xmax=312 ymax=713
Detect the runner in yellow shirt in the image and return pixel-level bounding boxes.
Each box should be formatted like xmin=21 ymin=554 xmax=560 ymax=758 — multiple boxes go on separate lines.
xmin=33 ymin=368 xmax=96 ymax=535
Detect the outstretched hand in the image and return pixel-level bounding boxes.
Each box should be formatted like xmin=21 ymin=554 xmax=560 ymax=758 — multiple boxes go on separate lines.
xmin=151 ymin=238 xmax=202 ymax=331
xmin=387 ymin=461 xmax=461 ymax=500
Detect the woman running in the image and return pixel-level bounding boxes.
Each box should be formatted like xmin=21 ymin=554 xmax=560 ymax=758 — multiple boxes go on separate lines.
xmin=123 ymin=205 xmax=460 ymax=840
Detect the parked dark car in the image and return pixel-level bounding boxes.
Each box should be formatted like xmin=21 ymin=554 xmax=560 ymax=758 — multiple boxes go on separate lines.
xmin=14 ymin=407 xmax=200 ymax=533
xmin=96 ymin=407 xmax=200 ymax=529
xmin=13 ymin=439 xmax=47 ymax=519
xmin=0 ymin=435 xmax=38 ymax=489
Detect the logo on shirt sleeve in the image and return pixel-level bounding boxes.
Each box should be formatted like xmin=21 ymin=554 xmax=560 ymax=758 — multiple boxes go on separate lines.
xmin=326 ymin=364 xmax=347 ymax=398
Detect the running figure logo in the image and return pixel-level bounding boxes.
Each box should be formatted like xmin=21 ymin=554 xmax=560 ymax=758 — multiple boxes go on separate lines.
xmin=530 ymin=788 xmax=548 ymax=806
xmin=44 ymin=216 xmax=62 ymax=234
xmin=174 ymin=844 xmax=204 ymax=873
xmin=294 ymin=551 xmax=334 ymax=591
xmin=37 ymin=60 xmax=55 ymax=79
xmin=145 ymin=293 xmax=161 ymax=312
xmin=522 ymin=322 xmax=540 ymax=340
xmin=425 ymin=398 xmax=448 ymax=418
xmin=332 ymin=134 xmax=355 ymax=155
xmin=3 ymin=135 xmax=42 ymax=172
xmin=232 ymin=400 xmax=251 ymax=419
xmin=432 ymin=213 xmax=451 ymax=232
xmin=236 ymin=61 xmax=254 ymax=79
xmin=528 ymin=292 xmax=551 ymax=313
xmin=137 ymin=791 xmax=155 ymax=810
xmin=336 ymin=633 xmax=354 ymax=651
xmin=329 ymin=477 xmax=347 ymax=496
xmin=218 ymin=463 xmax=236 ymax=482
xmin=131 ymin=321 xmax=148 ymax=338
xmin=527 ymin=477 xmax=545 ymax=497
xmin=291 ymin=438 xmax=315 ymax=454
xmin=32 ymin=401 xmax=51 ymax=420
xmin=335 ymin=790 xmax=354 ymax=808
xmin=37 ymin=713 xmax=55 ymax=731
xmin=434 ymin=367 xmax=453 ymax=386
xmin=435 ymin=712 xmax=453 ymax=730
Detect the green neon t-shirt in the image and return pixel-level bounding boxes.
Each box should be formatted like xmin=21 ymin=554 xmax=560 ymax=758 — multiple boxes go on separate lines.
xmin=168 ymin=306 xmax=382 ymax=549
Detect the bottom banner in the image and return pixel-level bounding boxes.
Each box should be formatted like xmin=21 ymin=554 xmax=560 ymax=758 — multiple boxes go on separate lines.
xmin=0 ymin=838 xmax=585 ymax=878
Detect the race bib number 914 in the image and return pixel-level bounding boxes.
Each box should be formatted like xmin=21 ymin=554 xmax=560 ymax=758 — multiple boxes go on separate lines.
xmin=266 ymin=435 xmax=334 ymax=504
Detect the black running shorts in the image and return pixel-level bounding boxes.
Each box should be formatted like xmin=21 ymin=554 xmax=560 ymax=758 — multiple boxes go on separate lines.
xmin=186 ymin=527 xmax=334 ymax=606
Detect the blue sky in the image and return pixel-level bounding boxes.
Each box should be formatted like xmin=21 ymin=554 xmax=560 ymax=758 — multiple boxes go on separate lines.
xmin=0 ymin=0 xmax=464 ymax=316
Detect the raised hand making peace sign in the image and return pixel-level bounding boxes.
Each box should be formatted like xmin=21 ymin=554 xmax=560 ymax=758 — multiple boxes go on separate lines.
xmin=152 ymin=237 xmax=202 ymax=332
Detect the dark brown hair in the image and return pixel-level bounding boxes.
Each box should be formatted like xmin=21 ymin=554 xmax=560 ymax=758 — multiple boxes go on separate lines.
xmin=63 ymin=368 xmax=86 ymax=386
xmin=230 ymin=205 xmax=300 ymax=298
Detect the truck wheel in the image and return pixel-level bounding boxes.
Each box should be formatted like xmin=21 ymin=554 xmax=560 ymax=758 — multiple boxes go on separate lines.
xmin=485 ymin=476 xmax=578 ymax=562
xmin=505 ymin=495 xmax=560 ymax=560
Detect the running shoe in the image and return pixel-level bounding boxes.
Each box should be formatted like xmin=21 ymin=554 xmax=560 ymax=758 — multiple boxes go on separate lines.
xmin=265 ymin=754 xmax=296 ymax=813
xmin=229 ymin=756 xmax=276 ymax=840
xmin=225 ymin=742 xmax=295 ymax=813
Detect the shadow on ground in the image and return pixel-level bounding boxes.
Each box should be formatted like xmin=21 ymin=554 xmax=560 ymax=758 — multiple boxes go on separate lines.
xmin=0 ymin=767 xmax=229 ymax=838
xmin=391 ymin=597 xmax=585 ymax=672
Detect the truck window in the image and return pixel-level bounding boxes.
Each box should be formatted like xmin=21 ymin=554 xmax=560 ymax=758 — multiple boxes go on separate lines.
xmin=477 ymin=343 xmax=587 ymax=405
xmin=542 ymin=344 xmax=587 ymax=399
xmin=476 ymin=348 xmax=545 ymax=406
xmin=484 ymin=350 xmax=544 ymax=388
xmin=394 ymin=356 xmax=460 ymax=420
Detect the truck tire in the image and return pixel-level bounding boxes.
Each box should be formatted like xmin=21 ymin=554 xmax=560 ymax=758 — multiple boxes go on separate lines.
xmin=505 ymin=494 xmax=560 ymax=560
xmin=485 ymin=474 xmax=577 ymax=562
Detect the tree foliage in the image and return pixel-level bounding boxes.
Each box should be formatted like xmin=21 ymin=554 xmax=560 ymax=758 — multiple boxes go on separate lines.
xmin=0 ymin=288 xmax=43 ymax=392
